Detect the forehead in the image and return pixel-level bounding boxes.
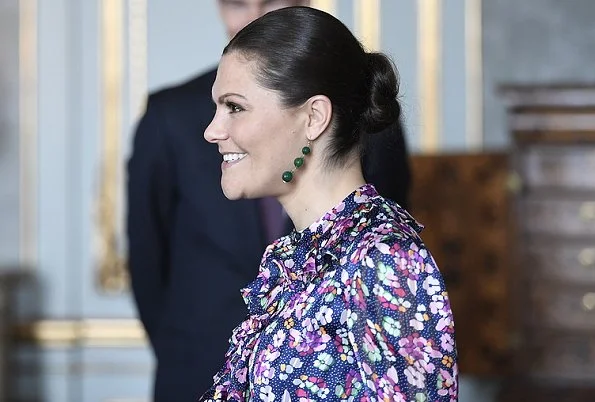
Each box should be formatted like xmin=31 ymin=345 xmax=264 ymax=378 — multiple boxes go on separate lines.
xmin=213 ymin=53 xmax=257 ymax=92
xmin=213 ymin=53 xmax=287 ymax=107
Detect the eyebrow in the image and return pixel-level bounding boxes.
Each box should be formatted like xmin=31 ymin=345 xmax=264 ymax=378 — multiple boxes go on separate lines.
xmin=215 ymin=92 xmax=247 ymax=104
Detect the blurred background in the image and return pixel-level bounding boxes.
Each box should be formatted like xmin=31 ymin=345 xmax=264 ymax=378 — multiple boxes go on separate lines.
xmin=1 ymin=0 xmax=595 ymax=400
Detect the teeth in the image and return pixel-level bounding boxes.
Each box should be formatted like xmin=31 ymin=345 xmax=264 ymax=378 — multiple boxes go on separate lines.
xmin=223 ymin=153 xmax=247 ymax=163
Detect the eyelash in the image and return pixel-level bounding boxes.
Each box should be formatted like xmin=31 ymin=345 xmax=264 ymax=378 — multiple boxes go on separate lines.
xmin=225 ymin=101 xmax=244 ymax=114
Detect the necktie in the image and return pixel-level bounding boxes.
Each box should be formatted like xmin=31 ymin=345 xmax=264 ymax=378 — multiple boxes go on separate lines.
xmin=259 ymin=197 xmax=284 ymax=244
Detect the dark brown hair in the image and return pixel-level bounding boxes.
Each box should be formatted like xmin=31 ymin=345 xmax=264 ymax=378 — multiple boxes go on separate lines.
xmin=223 ymin=6 xmax=402 ymax=166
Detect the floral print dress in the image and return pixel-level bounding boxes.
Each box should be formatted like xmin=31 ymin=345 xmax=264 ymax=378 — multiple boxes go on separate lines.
xmin=200 ymin=184 xmax=458 ymax=401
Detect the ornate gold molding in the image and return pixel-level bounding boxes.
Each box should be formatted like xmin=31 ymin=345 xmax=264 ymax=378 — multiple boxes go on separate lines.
xmin=97 ymin=0 xmax=147 ymax=293
xmin=465 ymin=0 xmax=483 ymax=149
xmin=354 ymin=0 xmax=380 ymax=51
xmin=19 ymin=0 xmax=38 ymax=267
xmin=15 ymin=361 xmax=152 ymax=376
xmin=418 ymin=0 xmax=442 ymax=153
xmin=97 ymin=0 xmax=127 ymax=293
xmin=12 ymin=319 xmax=147 ymax=347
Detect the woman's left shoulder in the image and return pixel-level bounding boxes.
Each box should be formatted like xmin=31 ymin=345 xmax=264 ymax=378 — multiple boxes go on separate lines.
xmin=338 ymin=213 xmax=454 ymax=329
xmin=348 ymin=207 xmax=435 ymax=269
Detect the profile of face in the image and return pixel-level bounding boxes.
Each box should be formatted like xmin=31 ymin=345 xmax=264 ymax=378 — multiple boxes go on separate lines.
xmin=217 ymin=0 xmax=309 ymax=39
xmin=204 ymin=53 xmax=313 ymax=200
xmin=207 ymin=7 xmax=400 ymax=201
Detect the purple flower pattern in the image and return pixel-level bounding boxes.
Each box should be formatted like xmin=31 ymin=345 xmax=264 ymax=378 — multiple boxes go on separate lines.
xmin=200 ymin=184 xmax=458 ymax=401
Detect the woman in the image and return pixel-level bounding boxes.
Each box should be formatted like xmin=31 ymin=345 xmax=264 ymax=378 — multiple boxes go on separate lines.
xmin=202 ymin=6 xmax=457 ymax=402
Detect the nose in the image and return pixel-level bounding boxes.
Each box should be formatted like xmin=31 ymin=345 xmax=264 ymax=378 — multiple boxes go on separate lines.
xmin=204 ymin=114 xmax=228 ymax=144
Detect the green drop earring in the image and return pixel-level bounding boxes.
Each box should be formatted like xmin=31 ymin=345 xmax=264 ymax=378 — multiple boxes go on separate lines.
xmin=282 ymin=141 xmax=312 ymax=183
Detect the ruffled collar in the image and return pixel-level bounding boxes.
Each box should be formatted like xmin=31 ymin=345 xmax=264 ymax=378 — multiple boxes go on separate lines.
xmin=201 ymin=184 xmax=422 ymax=401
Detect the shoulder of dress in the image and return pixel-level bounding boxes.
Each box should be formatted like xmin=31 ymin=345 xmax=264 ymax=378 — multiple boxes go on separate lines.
xmin=339 ymin=225 xmax=432 ymax=273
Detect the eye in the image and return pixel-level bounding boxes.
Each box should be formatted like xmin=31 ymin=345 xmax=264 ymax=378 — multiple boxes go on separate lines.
xmin=225 ymin=101 xmax=244 ymax=114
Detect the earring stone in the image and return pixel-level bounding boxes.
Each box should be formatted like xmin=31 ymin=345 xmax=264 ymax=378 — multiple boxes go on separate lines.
xmin=282 ymin=171 xmax=294 ymax=183
xmin=282 ymin=142 xmax=312 ymax=183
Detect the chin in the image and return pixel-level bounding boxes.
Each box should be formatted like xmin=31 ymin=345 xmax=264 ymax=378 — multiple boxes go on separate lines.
xmin=221 ymin=179 xmax=258 ymax=200
xmin=221 ymin=181 xmax=276 ymax=200
xmin=221 ymin=185 xmax=244 ymax=201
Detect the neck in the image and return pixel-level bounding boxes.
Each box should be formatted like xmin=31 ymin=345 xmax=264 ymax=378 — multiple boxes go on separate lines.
xmin=279 ymin=159 xmax=366 ymax=231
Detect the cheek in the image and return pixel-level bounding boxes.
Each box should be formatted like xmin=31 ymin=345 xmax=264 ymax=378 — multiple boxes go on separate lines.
xmin=232 ymin=17 xmax=252 ymax=34
xmin=247 ymin=138 xmax=289 ymax=183
xmin=221 ymin=13 xmax=246 ymax=37
xmin=234 ymin=114 xmax=298 ymax=170
xmin=264 ymin=134 xmax=302 ymax=177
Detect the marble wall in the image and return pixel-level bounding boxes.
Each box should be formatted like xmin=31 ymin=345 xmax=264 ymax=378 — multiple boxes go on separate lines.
xmin=0 ymin=0 xmax=20 ymax=265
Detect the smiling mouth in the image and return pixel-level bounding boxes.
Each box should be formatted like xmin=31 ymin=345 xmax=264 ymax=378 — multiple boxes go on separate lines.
xmin=222 ymin=153 xmax=247 ymax=163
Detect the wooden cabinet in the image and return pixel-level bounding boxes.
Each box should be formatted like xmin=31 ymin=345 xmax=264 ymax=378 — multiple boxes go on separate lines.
xmin=411 ymin=85 xmax=595 ymax=400
xmin=410 ymin=152 xmax=514 ymax=377
xmin=498 ymin=85 xmax=595 ymax=400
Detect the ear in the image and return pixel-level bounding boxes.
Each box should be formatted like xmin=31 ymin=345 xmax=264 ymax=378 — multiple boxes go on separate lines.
xmin=303 ymin=95 xmax=332 ymax=142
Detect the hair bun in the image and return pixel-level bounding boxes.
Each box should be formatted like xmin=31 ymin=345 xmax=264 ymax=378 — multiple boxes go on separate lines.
xmin=360 ymin=52 xmax=402 ymax=134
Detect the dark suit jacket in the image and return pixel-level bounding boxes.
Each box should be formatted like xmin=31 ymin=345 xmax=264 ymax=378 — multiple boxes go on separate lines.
xmin=126 ymin=68 xmax=411 ymax=401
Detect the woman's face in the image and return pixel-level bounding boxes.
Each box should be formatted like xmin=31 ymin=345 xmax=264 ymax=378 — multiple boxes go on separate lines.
xmin=205 ymin=52 xmax=307 ymax=200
